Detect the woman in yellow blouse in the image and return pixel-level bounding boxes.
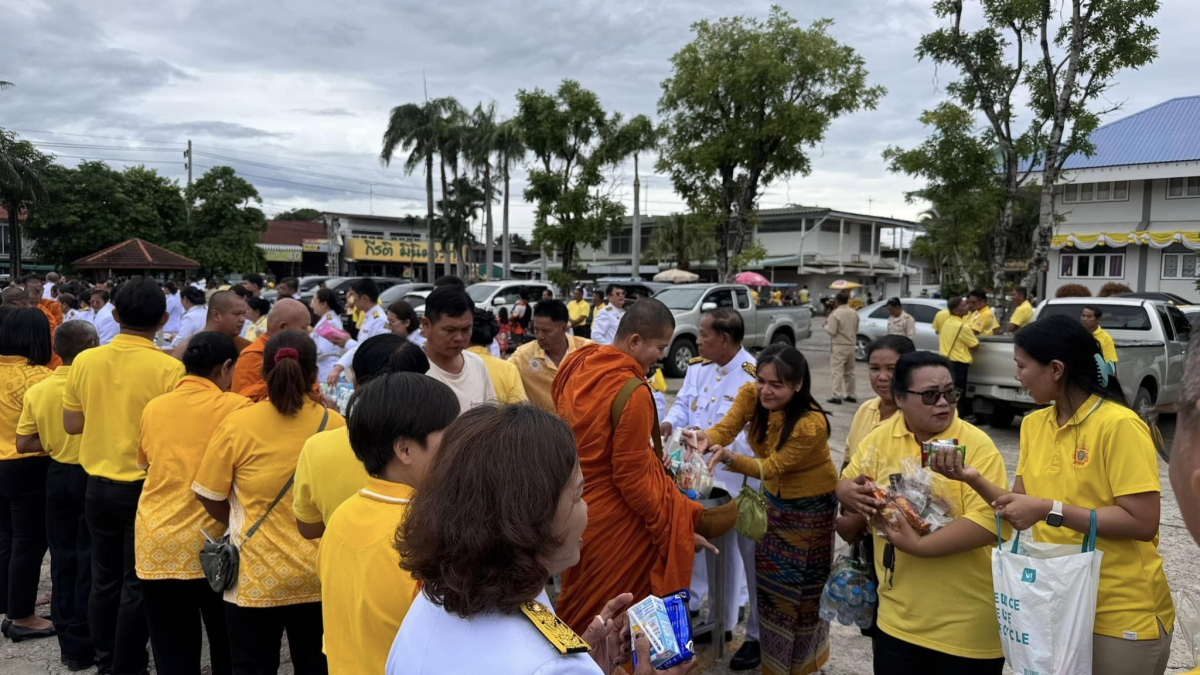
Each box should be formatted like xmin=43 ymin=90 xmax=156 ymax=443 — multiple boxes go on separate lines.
xmin=0 ymin=307 xmax=55 ymax=641
xmin=137 ymin=332 xmax=251 ymax=675
xmin=193 ymin=331 xmax=345 ymax=674
xmin=687 ymin=344 xmax=837 ymax=675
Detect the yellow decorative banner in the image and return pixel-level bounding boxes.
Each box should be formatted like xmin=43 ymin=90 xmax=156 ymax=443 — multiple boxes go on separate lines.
xmin=1052 ymin=230 xmax=1200 ymax=251
xmin=346 ymin=237 xmax=459 ymax=263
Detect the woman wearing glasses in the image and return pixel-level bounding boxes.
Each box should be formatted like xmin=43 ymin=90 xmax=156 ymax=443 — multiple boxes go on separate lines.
xmin=837 ymin=351 xmax=1008 ymax=675
xmin=929 ymin=315 xmax=1174 ymax=675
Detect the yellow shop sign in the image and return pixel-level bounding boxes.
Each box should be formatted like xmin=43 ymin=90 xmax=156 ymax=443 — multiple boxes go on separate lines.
xmin=346 ymin=237 xmax=458 ymax=264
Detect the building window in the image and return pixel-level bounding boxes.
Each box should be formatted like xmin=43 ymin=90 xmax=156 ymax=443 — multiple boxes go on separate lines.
xmin=820 ymin=221 xmax=841 ymax=233
xmin=1059 ymin=252 xmax=1124 ymax=279
xmin=1167 ymin=177 xmax=1200 ymax=199
xmin=859 ymin=224 xmax=875 ymax=253
xmin=0 ymin=223 xmax=7 ymax=256
xmin=1162 ymin=252 xmax=1200 ymax=279
xmin=608 ymin=227 xmax=652 ymax=257
xmin=1063 ymin=181 xmax=1129 ymax=203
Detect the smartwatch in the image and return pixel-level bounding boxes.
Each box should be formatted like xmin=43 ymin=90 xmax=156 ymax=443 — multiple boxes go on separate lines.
xmin=1046 ymin=500 xmax=1065 ymax=527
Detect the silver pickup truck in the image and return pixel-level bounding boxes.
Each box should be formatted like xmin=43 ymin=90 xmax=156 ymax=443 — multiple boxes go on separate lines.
xmin=966 ymin=297 xmax=1189 ymax=457
xmin=653 ymin=283 xmax=812 ymax=377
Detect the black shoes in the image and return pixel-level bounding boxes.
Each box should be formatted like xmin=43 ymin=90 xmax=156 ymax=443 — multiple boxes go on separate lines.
xmin=827 ymin=397 xmax=843 ymax=405
xmin=62 ymin=655 xmax=96 ymax=672
xmin=0 ymin=618 xmax=8 ymax=637
xmin=846 ymin=396 xmax=858 ymax=403
xmin=693 ymin=629 xmax=733 ymax=644
xmin=8 ymin=622 xmax=56 ymax=642
xmin=730 ymin=640 xmax=761 ymax=670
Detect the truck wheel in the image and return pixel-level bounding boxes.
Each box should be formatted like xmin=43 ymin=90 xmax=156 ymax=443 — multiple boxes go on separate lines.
xmin=665 ymin=339 xmax=697 ymax=378
xmin=770 ymin=332 xmax=794 ymax=348
xmin=855 ymin=336 xmax=870 ymax=362
xmin=1133 ymin=387 xmax=1168 ymax=463
xmin=986 ymin=406 xmax=1016 ymax=429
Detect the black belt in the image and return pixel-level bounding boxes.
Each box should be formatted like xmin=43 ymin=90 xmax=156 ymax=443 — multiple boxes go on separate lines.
xmin=91 ymin=475 xmax=144 ymax=486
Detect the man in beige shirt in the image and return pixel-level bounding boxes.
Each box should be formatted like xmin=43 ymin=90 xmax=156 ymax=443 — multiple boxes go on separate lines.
xmin=824 ymin=291 xmax=859 ymax=404
xmin=885 ymin=297 xmax=916 ymax=340
xmin=510 ymin=299 xmax=590 ymax=410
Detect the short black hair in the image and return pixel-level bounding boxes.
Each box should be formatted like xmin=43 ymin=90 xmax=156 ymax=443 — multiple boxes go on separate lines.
xmin=314 ymin=288 xmax=344 ymax=315
xmin=890 ymin=351 xmax=953 ymax=399
xmin=229 ymin=284 xmax=251 ymax=300
xmin=243 ymin=274 xmax=265 ymax=290
xmin=92 ymin=289 xmax=110 ymax=303
xmin=867 ymin=335 xmax=916 ymax=360
xmin=1082 ymin=305 xmax=1104 ymax=320
xmin=1014 ymin=286 xmax=1028 ymax=298
xmin=968 ymin=289 xmax=987 ymax=301
xmin=113 ymin=277 xmax=167 ymax=330
xmin=533 ymin=299 xmax=569 ymax=324
xmin=350 ymin=277 xmax=380 ymax=303
xmin=348 ymin=372 xmax=460 ymax=475
xmin=424 ymin=287 xmax=474 ymax=324
xmin=605 ymin=283 xmax=622 ymax=297
xmin=614 ymin=297 xmax=675 ymax=341
xmin=54 ymin=320 xmax=98 ymax=361
xmin=180 ymin=286 xmax=206 ymax=306
xmin=352 ymin=334 xmax=430 ymax=385
xmin=887 ymin=297 xmax=901 ymax=308
xmin=471 ymin=308 xmax=500 ymax=347
xmin=835 ymin=291 xmax=849 ymax=304
xmin=164 ymin=281 xmax=178 ymax=294
xmin=278 ymin=276 xmax=299 ymax=290
xmin=182 ymin=331 xmax=241 ymax=377
xmin=0 ymin=307 xmax=52 ymax=366
xmin=434 ymin=275 xmax=466 ymax=289
xmin=21 ymin=274 xmax=44 ymax=285
xmin=706 ymin=307 xmax=744 ymax=343
xmin=246 ymin=297 xmax=271 ymax=317
xmin=947 ymin=296 xmax=964 ymax=312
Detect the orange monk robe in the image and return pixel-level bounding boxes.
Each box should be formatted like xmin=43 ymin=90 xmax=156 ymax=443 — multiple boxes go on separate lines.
xmin=38 ymin=299 xmax=63 ymax=370
xmin=551 ymin=343 xmax=702 ymax=635
xmin=231 ymin=333 xmax=269 ymax=402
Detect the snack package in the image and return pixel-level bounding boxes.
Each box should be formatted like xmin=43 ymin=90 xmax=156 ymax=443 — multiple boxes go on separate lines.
xmin=628 ymin=596 xmax=681 ymax=670
xmin=657 ymin=591 xmax=695 ymax=669
xmin=921 ymin=438 xmax=966 ymax=468
xmin=314 ymin=321 xmax=349 ymax=343
xmin=675 ymin=452 xmax=713 ymax=500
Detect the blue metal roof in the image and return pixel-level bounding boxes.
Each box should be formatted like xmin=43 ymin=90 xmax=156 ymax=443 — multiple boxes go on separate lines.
xmin=1061 ymin=96 xmax=1200 ymax=170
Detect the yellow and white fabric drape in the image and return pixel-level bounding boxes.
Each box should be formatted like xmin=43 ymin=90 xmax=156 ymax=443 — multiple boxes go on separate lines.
xmin=1051 ymin=231 xmax=1200 ymax=250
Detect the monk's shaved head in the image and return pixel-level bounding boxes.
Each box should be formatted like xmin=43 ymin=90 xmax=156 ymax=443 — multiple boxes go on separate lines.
xmin=1 ymin=286 xmax=29 ymax=307
xmin=208 ymin=290 xmax=241 ymax=315
xmin=267 ymin=298 xmax=311 ymax=334
xmin=615 ymin=298 xmax=675 ymax=342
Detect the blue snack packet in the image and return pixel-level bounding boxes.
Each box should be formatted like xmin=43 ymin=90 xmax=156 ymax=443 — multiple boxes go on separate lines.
xmin=630 ymin=590 xmax=695 ymax=671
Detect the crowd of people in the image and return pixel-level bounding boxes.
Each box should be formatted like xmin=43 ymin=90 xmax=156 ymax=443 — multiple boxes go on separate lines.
xmin=0 ymin=268 xmax=1192 ymax=675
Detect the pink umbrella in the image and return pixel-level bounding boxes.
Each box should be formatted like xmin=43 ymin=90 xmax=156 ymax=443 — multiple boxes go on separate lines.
xmin=735 ymin=271 xmax=771 ymax=287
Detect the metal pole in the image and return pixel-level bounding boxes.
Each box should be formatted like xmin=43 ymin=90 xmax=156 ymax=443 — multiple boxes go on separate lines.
xmin=631 ymin=155 xmax=641 ymax=280
xmin=838 ymin=218 xmax=845 ymax=274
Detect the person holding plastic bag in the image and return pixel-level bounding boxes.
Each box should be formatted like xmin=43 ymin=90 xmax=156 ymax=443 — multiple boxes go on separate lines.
xmin=685 ymin=345 xmax=838 ymax=675
xmin=837 ymin=351 xmax=1008 ymax=674
xmin=930 ymin=315 xmax=1174 ymax=675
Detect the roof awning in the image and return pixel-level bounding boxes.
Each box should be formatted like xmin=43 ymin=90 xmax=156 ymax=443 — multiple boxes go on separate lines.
xmin=257 ymin=243 xmax=303 ymax=263
xmin=1053 ymin=230 xmax=1200 ymax=250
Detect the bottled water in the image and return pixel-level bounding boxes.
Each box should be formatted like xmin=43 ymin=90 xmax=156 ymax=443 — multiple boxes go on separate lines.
xmin=864 ymin=581 xmax=878 ymax=606
xmin=837 ymin=585 xmax=863 ymax=626
xmin=819 ymin=577 xmax=846 ymax=622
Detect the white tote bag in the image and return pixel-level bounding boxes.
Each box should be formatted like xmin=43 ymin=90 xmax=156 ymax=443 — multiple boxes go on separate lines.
xmin=991 ymin=511 xmax=1103 ymax=675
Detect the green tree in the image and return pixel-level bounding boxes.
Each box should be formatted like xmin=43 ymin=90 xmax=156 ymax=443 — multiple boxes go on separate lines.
xmin=643 ymin=212 xmax=716 ymax=271
xmin=273 ymin=207 xmax=321 ymax=221
xmin=495 ymin=232 xmax=528 ymax=249
xmin=176 ymin=166 xmax=266 ymax=279
xmin=657 ymin=7 xmax=884 ymax=281
xmin=381 ymin=97 xmax=458 ymax=280
xmin=467 ymin=103 xmax=500 ymax=280
xmin=435 ymin=175 xmax=485 ymax=279
xmin=517 ymin=79 xmax=627 ymax=277
xmin=0 ymin=131 xmax=51 ymax=278
xmin=494 ymin=118 xmax=526 ymax=277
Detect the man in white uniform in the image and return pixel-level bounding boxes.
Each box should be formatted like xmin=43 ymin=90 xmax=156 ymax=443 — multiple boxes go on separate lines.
xmin=90 ymin=289 xmax=119 ymax=345
xmin=327 ymin=278 xmax=389 ymax=384
xmin=162 ymin=281 xmax=184 ymax=334
xmin=661 ymin=308 xmax=761 ymax=670
xmin=589 ymin=284 xmax=626 ymax=346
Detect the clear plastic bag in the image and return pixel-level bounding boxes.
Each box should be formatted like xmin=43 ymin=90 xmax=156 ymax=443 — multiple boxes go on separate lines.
xmin=675 ymin=452 xmax=713 ymax=500
xmin=663 ymin=427 xmax=686 ymax=473
xmin=1178 ymin=590 xmax=1200 ymax=669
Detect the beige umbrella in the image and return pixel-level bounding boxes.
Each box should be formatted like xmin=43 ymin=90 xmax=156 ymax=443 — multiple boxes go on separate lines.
xmin=653 ymin=268 xmax=700 ymax=283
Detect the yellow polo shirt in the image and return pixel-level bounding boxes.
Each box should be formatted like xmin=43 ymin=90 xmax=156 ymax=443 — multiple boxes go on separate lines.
xmin=0 ymin=356 xmax=53 ymax=461
xmin=466 ymin=345 xmax=527 ymax=404
xmin=64 ymin=334 xmax=185 ymax=481
xmin=566 ymin=299 xmax=590 ymax=327
xmin=1008 ymin=300 xmax=1034 ymax=329
xmin=843 ymin=414 xmax=1008 ymax=659
xmin=510 ymin=334 xmax=591 ymax=411
xmin=193 ymin=400 xmax=345 ymax=608
xmin=17 ymin=366 xmax=80 ymax=464
xmin=135 ymin=376 xmax=252 ymax=580
xmin=1017 ymin=395 xmax=1173 ymax=639
xmin=967 ymin=305 xmax=999 ymax=336
xmin=843 ymin=397 xmax=887 ymax=465
xmin=938 ymin=315 xmax=978 ymax=364
xmin=318 ymin=477 xmax=419 ymax=675
xmin=1093 ymin=327 xmax=1118 ymax=363
xmin=293 ymin=427 xmax=368 ymax=526
xmin=931 ymin=308 xmax=950 ymax=334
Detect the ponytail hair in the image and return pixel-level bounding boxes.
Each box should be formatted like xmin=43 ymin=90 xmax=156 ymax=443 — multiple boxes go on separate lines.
xmin=183 ymin=331 xmax=240 ymax=379
xmin=262 ymin=330 xmax=318 ymax=416
xmin=1014 ymin=314 xmax=1128 ymax=407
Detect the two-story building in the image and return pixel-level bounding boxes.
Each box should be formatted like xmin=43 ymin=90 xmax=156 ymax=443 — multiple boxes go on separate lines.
xmin=1044 ymin=96 xmax=1200 ymax=301
xmin=316 ymin=212 xmax=460 ymax=280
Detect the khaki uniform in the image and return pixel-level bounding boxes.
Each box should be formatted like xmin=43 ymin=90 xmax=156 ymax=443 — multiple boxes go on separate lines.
xmin=824 ymin=305 xmax=859 ymax=399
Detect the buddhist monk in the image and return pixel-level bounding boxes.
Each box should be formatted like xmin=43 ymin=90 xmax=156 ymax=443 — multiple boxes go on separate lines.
xmin=25 ymin=276 xmax=63 ymax=369
xmin=551 ymin=297 xmax=712 ymax=634
xmin=231 ymin=297 xmax=311 ymax=401
xmin=169 ymin=290 xmax=252 ymax=358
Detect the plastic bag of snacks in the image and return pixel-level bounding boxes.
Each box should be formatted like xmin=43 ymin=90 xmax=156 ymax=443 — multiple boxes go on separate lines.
xmin=856 ymin=455 xmax=957 ymax=538
xmin=675 ymin=452 xmax=713 ymax=500
xmin=662 ymin=427 xmax=687 ymax=473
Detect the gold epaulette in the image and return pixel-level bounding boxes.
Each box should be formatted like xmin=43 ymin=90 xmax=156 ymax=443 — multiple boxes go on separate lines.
xmin=688 ymin=356 xmax=711 ymax=366
xmin=520 ymin=600 xmax=590 ymax=655
xmin=742 ymin=362 xmax=757 ymax=378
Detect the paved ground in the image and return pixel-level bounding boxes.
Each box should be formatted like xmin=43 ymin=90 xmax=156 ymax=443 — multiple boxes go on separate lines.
xmin=3 ymin=319 xmax=1198 ymax=673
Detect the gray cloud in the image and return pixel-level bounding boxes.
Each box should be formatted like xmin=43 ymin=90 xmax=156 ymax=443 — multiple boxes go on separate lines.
xmin=293 ymin=108 xmax=357 ymax=117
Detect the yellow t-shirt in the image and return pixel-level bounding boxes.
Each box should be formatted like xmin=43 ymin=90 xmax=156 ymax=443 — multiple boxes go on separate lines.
xmin=843 ymin=397 xmax=888 ymax=466
xmin=566 ymin=299 xmax=590 ymax=327
xmin=193 ymin=400 xmax=346 ymax=608
xmin=293 ymin=426 xmax=368 ymax=526
xmin=843 ymin=414 xmax=1008 ymax=659
xmin=511 ymin=335 xmax=591 ymax=411
xmin=1093 ymin=327 xmax=1118 ymax=363
xmin=931 ymin=308 xmax=950 ymax=335
xmin=17 ymin=366 xmax=80 ymax=464
xmin=967 ymin=305 xmax=999 ymax=337
xmin=135 ymin=376 xmax=253 ymax=580
xmin=1008 ymin=300 xmax=1034 ymax=329
xmin=1017 ymin=395 xmax=1174 ymax=639
xmin=0 ymin=356 xmax=53 ymax=461
xmin=466 ymin=345 xmax=527 ymax=404
xmin=938 ymin=315 xmax=979 ymax=364
xmin=319 ymin=477 xmax=420 ymax=675
xmin=64 ymin=334 xmax=186 ymax=481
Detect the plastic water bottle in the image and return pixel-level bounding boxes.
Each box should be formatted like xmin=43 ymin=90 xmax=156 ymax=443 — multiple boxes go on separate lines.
xmin=855 ymin=582 xmax=877 ymax=630
xmin=838 ymin=585 xmax=863 ymax=626
xmin=819 ymin=577 xmax=846 ymax=622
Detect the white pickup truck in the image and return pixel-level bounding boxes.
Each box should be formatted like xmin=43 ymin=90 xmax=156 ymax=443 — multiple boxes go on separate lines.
xmin=966 ymin=297 xmax=1189 ymax=458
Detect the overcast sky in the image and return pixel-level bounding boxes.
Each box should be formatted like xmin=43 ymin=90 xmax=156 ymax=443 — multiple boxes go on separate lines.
xmin=3 ymin=0 xmax=1198 ymax=237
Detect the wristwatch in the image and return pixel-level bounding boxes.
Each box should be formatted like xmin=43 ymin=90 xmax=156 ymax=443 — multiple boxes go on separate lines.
xmin=1046 ymin=500 xmax=1064 ymax=527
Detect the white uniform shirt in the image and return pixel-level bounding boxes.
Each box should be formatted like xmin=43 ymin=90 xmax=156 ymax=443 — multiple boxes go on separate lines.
xmin=312 ymin=311 xmax=345 ymax=384
xmin=665 ymin=348 xmax=759 ymax=491
xmin=589 ymin=304 xmax=625 ymax=346
xmin=164 ymin=292 xmax=184 ymax=333
xmin=93 ymin=303 xmax=119 ymax=345
xmin=173 ymin=305 xmax=206 ymax=346
xmin=407 ymin=328 xmax=426 ymax=346
xmin=336 ymin=305 xmax=389 ymax=372
xmin=63 ymin=308 xmax=88 ymax=324
xmin=387 ymin=591 xmax=601 ymax=675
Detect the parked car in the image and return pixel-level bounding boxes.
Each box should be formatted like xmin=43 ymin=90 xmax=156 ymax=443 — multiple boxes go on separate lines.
xmin=966 ymin=297 xmax=1187 ymax=459
xmin=854 ymin=298 xmax=947 ymax=361
xmin=379 ymin=282 xmax=435 ymax=306
xmin=653 ymin=283 xmax=812 ymax=378
xmin=402 ymin=291 xmax=433 ymax=319
xmin=1114 ymin=291 xmax=1197 ymax=306
xmin=261 ymin=276 xmax=335 ymax=303
xmin=466 ymin=280 xmax=556 ymax=315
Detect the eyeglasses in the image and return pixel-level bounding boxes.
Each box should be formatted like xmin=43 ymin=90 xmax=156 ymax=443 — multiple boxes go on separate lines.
xmin=903 ymin=388 xmax=959 ymax=405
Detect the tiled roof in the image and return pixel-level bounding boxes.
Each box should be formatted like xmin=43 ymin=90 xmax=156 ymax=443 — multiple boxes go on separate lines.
xmin=260 ymin=220 xmax=326 ymax=246
xmin=73 ymin=238 xmax=199 ymax=270
xmin=1062 ymin=96 xmax=1200 ymax=170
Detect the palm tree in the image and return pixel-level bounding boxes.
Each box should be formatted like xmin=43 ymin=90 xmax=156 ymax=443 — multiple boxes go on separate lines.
xmin=380 ymin=97 xmax=456 ymax=281
xmin=0 ymin=130 xmax=49 ymax=279
xmin=467 ymin=103 xmax=500 ymax=281
xmin=494 ymin=118 xmax=526 ymax=278
xmin=434 ymin=100 xmax=469 ymax=276
xmin=617 ymin=115 xmax=657 ymax=277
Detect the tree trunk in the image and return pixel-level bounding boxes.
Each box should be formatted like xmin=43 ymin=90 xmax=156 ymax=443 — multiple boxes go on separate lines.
xmin=484 ymin=164 xmax=495 ymax=282
xmin=439 ymin=156 xmax=449 ymax=279
xmin=8 ymin=206 xmax=20 ymax=281
xmin=502 ymin=170 xmax=511 ymax=278
xmin=425 ymin=154 xmax=436 ymax=281
xmin=991 ymin=192 xmax=1015 ymax=293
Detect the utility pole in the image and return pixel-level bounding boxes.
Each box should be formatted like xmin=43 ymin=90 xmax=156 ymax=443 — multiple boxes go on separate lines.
xmin=184 ymin=140 xmax=193 ymax=227
xmin=631 ymin=155 xmax=642 ymax=280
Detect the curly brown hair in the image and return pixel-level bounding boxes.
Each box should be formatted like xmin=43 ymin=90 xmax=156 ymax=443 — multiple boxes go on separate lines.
xmin=396 ymin=404 xmax=578 ymax=617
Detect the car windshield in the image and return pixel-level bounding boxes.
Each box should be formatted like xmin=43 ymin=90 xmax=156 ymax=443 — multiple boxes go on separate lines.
xmin=467 ymin=284 xmax=500 ymax=302
xmin=1038 ymin=303 xmax=1152 ymax=331
xmin=654 ymin=287 xmax=707 ymax=310
xmin=298 ymin=278 xmax=327 ymax=291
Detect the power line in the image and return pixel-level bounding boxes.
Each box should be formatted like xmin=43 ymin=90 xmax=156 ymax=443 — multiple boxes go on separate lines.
xmin=191 ymin=163 xmax=425 ymax=203
xmin=31 ymin=142 xmax=179 ymax=152
xmin=193 ymin=150 xmax=435 ymax=196
xmin=49 ymin=154 xmax=184 ymax=166
xmin=9 ymin=128 xmax=180 ymax=145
